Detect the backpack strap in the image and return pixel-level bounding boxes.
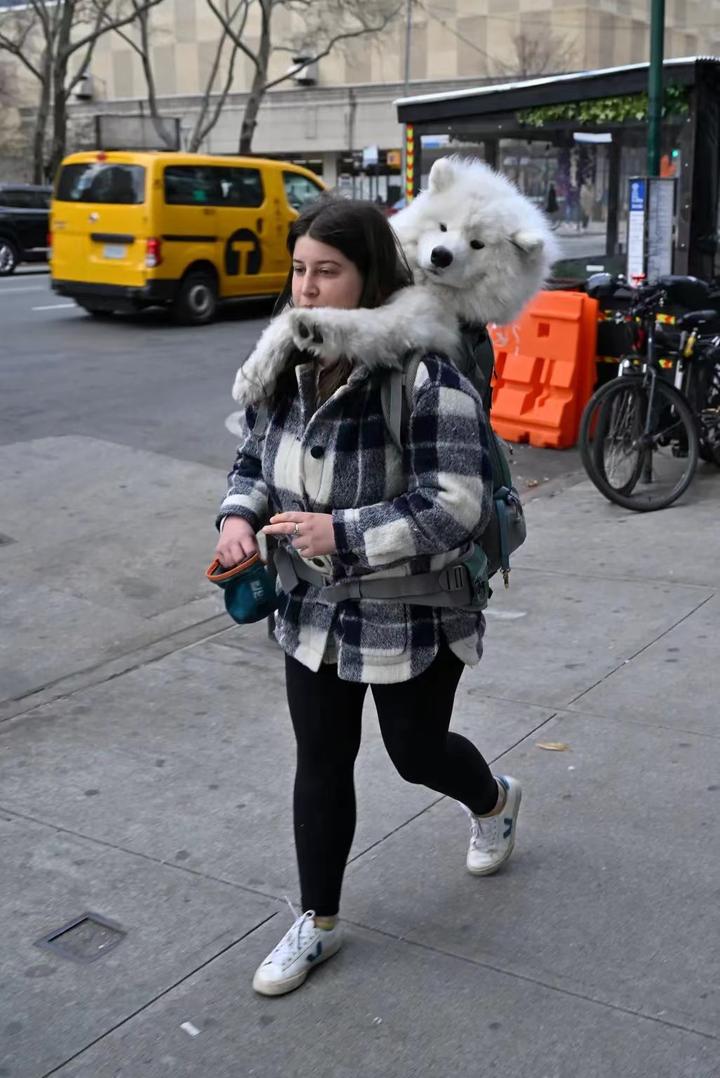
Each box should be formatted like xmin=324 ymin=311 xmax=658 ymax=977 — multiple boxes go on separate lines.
xmin=380 ymin=354 xmax=422 ymax=451
xmin=275 ymin=544 xmax=488 ymax=610
xmin=381 ymin=327 xmax=493 ymax=448
xmin=457 ymin=321 xmax=495 ymax=416
xmin=250 ymin=401 xmax=270 ymax=439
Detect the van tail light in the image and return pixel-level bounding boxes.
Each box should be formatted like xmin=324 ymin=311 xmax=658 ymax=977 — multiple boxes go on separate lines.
xmin=145 ymin=237 xmax=162 ymax=268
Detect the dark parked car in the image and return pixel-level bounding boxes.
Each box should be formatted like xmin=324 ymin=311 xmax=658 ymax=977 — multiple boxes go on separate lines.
xmin=0 ymin=184 xmax=52 ymax=275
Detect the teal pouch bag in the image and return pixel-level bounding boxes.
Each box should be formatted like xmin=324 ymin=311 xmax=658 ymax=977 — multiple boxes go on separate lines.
xmin=206 ymin=554 xmax=278 ymax=625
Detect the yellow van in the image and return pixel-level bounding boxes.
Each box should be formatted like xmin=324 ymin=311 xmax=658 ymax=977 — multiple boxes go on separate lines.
xmin=50 ymin=151 xmax=326 ymax=323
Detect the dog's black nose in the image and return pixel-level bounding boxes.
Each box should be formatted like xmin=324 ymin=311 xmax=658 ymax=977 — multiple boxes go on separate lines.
xmin=430 ymin=246 xmax=453 ymax=268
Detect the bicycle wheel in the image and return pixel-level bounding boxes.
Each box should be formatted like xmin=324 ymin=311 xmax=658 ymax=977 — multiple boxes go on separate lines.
xmin=581 ymin=378 xmax=646 ymax=495
xmin=579 ymin=374 xmax=699 ymax=510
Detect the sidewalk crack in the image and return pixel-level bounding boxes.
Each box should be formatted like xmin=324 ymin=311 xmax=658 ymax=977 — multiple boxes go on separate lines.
xmin=38 ymin=912 xmax=278 ymax=1078
xmin=0 ymin=804 xmax=283 ymax=907
xmin=343 ymin=921 xmax=719 ymax=1044
xmin=0 ymin=616 xmax=231 ymax=725
xmin=566 ymin=592 xmax=716 ymax=708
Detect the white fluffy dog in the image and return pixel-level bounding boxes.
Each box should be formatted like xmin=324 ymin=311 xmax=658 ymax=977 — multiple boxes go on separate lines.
xmin=234 ymin=156 xmax=558 ymax=404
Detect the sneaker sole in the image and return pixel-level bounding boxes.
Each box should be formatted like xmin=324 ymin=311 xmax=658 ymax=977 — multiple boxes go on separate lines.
xmin=466 ymin=786 xmax=521 ymax=876
xmin=252 ymin=936 xmax=342 ymax=997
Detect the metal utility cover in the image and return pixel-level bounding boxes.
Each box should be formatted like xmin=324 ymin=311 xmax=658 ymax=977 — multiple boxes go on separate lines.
xmin=34 ymin=912 xmax=126 ymax=964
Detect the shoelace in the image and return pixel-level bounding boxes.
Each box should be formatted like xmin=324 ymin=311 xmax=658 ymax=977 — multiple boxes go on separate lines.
xmin=469 ymin=812 xmax=499 ymax=851
xmin=270 ymin=900 xmax=317 ymax=963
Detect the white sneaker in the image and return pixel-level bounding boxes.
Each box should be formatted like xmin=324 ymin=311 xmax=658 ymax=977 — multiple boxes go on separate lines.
xmin=465 ymin=775 xmax=522 ymax=876
xmin=252 ymin=908 xmax=343 ymax=997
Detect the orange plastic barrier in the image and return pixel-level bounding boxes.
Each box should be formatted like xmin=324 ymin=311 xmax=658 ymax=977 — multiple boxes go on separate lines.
xmin=489 ymin=290 xmax=599 ymax=448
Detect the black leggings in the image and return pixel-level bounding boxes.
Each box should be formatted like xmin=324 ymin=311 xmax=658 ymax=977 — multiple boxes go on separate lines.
xmin=285 ymin=646 xmax=497 ymax=916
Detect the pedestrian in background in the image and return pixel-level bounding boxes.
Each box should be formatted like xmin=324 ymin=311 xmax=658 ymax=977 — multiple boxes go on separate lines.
xmin=580 ymin=182 xmax=594 ymax=230
xmin=545 ymin=182 xmax=560 ymax=230
xmin=215 ymin=197 xmax=522 ymax=997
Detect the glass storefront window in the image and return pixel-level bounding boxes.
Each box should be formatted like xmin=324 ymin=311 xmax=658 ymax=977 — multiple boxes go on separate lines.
xmin=497 ymin=138 xmax=611 ymax=261
xmin=419 ymin=134 xmax=612 ymax=260
xmin=420 ymin=134 xmax=487 ymax=187
xmin=416 ymin=128 xmax=689 ymax=267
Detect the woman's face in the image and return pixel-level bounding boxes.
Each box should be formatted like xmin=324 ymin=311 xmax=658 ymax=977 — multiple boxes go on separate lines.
xmin=291 ymin=235 xmax=364 ymax=310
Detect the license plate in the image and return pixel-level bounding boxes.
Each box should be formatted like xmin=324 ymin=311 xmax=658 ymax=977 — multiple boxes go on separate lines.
xmin=103 ymin=244 xmax=127 ymax=260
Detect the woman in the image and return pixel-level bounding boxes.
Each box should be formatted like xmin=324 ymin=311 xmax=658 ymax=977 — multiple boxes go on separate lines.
xmin=215 ymin=197 xmax=522 ymax=997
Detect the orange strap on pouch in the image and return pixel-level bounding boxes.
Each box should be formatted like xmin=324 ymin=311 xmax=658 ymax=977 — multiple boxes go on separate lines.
xmin=205 ymin=553 xmax=261 ymax=584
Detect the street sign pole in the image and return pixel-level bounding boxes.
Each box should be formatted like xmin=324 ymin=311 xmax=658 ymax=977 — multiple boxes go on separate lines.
xmin=401 ymin=0 xmax=413 ymax=201
xmin=647 ymin=0 xmax=665 ymax=176
xmin=403 ymin=0 xmax=412 ymax=94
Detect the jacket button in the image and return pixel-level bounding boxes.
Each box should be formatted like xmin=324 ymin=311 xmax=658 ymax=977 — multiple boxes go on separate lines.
xmin=310 ymin=445 xmax=324 ymax=459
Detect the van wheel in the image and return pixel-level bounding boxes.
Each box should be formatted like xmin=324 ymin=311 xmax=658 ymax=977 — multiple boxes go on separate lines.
xmin=0 ymin=239 xmax=19 ymax=276
xmin=172 ymin=272 xmax=218 ymax=325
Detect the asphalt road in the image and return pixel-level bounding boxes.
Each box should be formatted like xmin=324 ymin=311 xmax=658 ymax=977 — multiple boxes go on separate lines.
xmin=0 ymin=271 xmax=581 ymax=488
xmin=0 ymin=270 xmax=275 ymax=471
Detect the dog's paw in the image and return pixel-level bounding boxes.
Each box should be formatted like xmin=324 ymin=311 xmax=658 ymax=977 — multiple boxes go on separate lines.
xmin=288 ymin=308 xmax=350 ymax=360
xmin=288 ymin=308 xmax=325 ymax=352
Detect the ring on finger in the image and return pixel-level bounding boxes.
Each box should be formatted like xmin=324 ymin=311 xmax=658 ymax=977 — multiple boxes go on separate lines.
xmin=292 ymin=522 xmax=301 ymax=538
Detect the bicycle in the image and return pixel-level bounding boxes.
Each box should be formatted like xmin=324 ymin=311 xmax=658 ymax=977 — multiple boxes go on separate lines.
xmin=579 ymin=273 xmax=720 ymax=511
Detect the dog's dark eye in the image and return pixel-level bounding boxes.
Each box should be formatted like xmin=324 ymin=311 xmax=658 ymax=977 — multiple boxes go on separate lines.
xmin=439 ymin=223 xmax=447 ymax=232
xmin=470 ymin=240 xmax=485 ymax=250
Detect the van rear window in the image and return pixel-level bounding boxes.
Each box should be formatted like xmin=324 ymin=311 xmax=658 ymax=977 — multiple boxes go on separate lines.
xmin=55 ymin=164 xmax=145 ymax=204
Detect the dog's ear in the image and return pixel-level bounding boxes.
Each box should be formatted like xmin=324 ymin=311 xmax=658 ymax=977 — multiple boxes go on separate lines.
xmin=511 ymin=230 xmax=544 ymax=254
xmin=428 ymin=157 xmax=456 ymax=194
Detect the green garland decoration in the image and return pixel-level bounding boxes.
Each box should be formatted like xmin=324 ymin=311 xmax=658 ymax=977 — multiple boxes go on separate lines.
xmin=516 ymin=84 xmax=690 ymax=127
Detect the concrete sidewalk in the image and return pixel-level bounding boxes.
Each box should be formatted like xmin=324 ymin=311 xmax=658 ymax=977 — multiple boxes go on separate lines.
xmin=1 ymin=436 xmax=718 ymax=1078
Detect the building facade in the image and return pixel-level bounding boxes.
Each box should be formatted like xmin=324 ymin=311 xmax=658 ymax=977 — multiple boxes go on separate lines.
xmin=83 ymin=0 xmax=716 ymax=100
xmin=2 ymin=0 xmax=719 ymax=190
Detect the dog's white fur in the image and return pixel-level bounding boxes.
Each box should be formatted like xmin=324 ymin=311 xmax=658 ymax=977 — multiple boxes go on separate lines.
xmin=234 ymin=156 xmax=558 ymax=406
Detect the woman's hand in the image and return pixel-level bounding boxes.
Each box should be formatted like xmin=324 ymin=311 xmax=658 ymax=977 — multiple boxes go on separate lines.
xmin=215 ymin=516 xmax=259 ymax=567
xmin=262 ymin=512 xmax=336 ymax=558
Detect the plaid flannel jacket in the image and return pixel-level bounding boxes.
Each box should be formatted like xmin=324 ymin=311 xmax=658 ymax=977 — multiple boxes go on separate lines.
xmin=219 ymin=353 xmax=493 ymax=683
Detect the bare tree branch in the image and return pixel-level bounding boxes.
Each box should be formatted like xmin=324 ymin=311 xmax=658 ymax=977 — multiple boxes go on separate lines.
xmin=203 ymin=0 xmax=402 ymax=151
xmin=64 ymin=0 xmax=165 ymax=60
xmin=65 ymin=2 xmax=114 ymax=98
xmin=494 ymin=29 xmax=577 ymax=79
xmin=111 ymin=0 xmax=248 ymax=153
xmin=190 ymin=33 xmax=240 ymax=148
xmin=206 ymin=0 xmax=260 ymax=72
xmin=0 ymin=0 xmax=174 ymax=181
xmin=262 ymin=10 xmax=401 ymax=92
xmin=188 ymin=0 xmax=246 ymax=150
xmin=111 ymin=0 xmax=177 ymax=146
xmin=0 ymin=12 xmax=44 ymax=80
xmin=28 ymin=0 xmax=52 ymax=34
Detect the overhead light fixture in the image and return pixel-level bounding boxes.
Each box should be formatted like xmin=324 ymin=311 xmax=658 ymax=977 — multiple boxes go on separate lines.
xmin=573 ymin=132 xmax=612 ymax=143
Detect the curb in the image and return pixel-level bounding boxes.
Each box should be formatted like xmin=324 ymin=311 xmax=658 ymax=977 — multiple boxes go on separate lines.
xmin=0 ymin=612 xmax=233 ymax=727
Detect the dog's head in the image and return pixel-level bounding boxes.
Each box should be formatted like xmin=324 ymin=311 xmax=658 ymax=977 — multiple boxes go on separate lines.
xmin=392 ymin=156 xmax=558 ymax=322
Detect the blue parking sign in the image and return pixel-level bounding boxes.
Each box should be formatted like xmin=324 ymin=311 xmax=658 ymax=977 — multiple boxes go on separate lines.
xmin=630 ymin=179 xmax=646 ymax=212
